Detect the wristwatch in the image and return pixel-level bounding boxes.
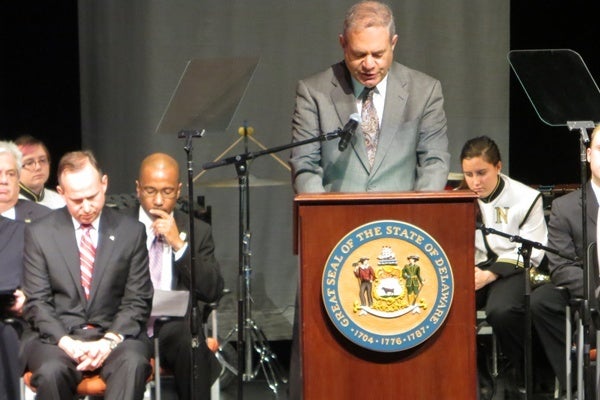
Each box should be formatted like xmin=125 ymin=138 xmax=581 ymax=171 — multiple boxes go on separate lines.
xmin=103 ymin=336 xmax=118 ymax=351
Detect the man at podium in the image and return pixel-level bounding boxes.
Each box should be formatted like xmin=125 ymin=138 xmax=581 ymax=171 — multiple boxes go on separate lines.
xmin=288 ymin=2 xmax=450 ymax=399
xmin=289 ymin=0 xmax=450 ymax=194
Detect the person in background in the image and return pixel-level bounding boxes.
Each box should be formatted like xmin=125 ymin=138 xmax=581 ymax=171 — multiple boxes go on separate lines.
xmin=15 ymin=134 xmax=65 ymax=209
xmin=0 ymin=140 xmax=51 ymax=357
xmin=21 ymin=150 xmax=153 ymax=399
xmin=289 ymin=0 xmax=450 ymax=194
xmin=0 ymin=140 xmax=51 ymax=222
xmin=460 ymin=135 xmax=549 ymax=398
xmin=530 ymin=125 xmax=600 ymax=396
xmin=0 ymin=215 xmax=25 ymax=400
xmin=124 ymin=152 xmax=224 ymax=399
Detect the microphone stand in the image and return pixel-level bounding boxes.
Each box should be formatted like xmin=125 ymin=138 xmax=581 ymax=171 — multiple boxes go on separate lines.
xmin=568 ymin=121 xmax=599 ymax=400
xmin=178 ymin=128 xmax=207 ymax=400
xmin=477 ymin=224 xmax=575 ymax=400
xmin=202 ymin=126 xmax=347 ymax=400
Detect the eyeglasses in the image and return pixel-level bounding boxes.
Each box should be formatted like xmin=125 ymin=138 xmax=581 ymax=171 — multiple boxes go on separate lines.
xmin=22 ymin=157 xmax=49 ymax=171
xmin=140 ymin=186 xmax=178 ymax=199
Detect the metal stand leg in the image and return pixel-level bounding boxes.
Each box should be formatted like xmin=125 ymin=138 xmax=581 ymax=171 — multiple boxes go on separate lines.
xmin=218 ymin=314 xmax=287 ymax=398
xmin=216 ymin=320 xmax=287 ymax=399
xmin=246 ymin=318 xmax=288 ymax=398
xmin=154 ymin=335 xmax=162 ymax=400
xmin=566 ymin=305 xmax=572 ymax=400
xmin=209 ymin=309 xmax=220 ymax=400
xmin=577 ymin=318 xmax=584 ymax=399
xmin=596 ymin=330 xmax=600 ymax=400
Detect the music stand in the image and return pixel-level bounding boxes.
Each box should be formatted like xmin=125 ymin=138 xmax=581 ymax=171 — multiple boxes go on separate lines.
xmin=155 ymin=57 xmax=259 ymax=400
xmin=201 ymin=123 xmax=350 ymax=400
xmin=508 ymin=48 xmax=600 ymax=400
xmin=200 ymin=124 xmax=291 ymax=400
xmin=155 ymin=57 xmax=259 ymax=135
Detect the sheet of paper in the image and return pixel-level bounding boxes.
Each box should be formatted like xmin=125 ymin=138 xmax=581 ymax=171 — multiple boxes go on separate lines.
xmin=151 ymin=289 xmax=189 ymax=317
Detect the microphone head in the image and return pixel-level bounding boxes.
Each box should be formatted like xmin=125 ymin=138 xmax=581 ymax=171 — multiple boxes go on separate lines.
xmin=338 ymin=113 xmax=362 ymax=152
xmin=475 ymin=222 xmax=489 ymax=235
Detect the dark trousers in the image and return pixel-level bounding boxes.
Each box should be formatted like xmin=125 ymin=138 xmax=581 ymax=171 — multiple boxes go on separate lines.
xmin=477 ymin=272 xmax=527 ymax=379
xmin=23 ymin=336 xmax=152 ymax=400
xmin=0 ymin=322 xmax=21 ymax=400
xmin=530 ymin=282 xmax=570 ymax=388
xmin=156 ymin=318 xmax=220 ymax=400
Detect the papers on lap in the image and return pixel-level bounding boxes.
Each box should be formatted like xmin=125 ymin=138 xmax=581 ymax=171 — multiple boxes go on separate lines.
xmin=151 ymin=289 xmax=189 ymax=317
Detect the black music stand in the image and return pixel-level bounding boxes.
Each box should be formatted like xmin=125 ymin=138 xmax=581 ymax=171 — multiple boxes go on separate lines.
xmin=154 ymin=57 xmax=259 ymax=400
xmin=201 ymin=123 xmax=350 ymax=400
xmin=508 ymin=49 xmax=600 ymax=400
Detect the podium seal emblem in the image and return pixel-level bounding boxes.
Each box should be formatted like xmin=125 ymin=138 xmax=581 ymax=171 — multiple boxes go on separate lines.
xmin=321 ymin=219 xmax=454 ymax=352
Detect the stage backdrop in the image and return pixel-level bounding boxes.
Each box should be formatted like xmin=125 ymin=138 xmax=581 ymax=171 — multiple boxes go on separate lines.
xmin=77 ymin=0 xmax=509 ymax=340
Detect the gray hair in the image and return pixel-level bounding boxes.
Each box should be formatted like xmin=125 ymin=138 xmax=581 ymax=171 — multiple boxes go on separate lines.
xmin=0 ymin=140 xmax=22 ymax=174
xmin=343 ymin=1 xmax=396 ymax=40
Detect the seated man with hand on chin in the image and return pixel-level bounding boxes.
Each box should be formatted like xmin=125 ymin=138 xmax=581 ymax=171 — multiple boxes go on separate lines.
xmin=123 ymin=152 xmax=224 ymax=400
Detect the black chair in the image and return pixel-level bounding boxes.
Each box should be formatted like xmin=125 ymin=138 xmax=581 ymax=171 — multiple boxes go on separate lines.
xmin=563 ymin=241 xmax=599 ymax=400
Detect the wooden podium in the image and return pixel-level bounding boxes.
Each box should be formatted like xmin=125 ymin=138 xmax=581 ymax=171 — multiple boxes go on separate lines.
xmin=294 ymin=191 xmax=478 ymax=399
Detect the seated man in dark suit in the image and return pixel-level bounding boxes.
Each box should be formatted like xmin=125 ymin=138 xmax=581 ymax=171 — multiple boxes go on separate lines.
xmin=530 ymin=125 xmax=600 ymax=395
xmin=0 ymin=139 xmax=51 ymax=320
xmin=123 ymin=152 xmax=224 ymax=399
xmin=0 ymin=215 xmax=25 ymax=400
xmin=21 ymin=150 xmax=154 ymax=400
xmin=0 ymin=141 xmax=50 ymax=400
xmin=0 ymin=139 xmax=51 ymax=318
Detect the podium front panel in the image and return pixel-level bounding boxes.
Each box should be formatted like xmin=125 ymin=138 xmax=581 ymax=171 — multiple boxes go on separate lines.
xmin=294 ymin=192 xmax=478 ymax=399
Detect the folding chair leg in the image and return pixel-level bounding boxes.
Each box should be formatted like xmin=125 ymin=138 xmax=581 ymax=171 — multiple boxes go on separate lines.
xmin=20 ymin=376 xmax=25 ymax=400
xmin=577 ymin=319 xmax=584 ymax=400
xmin=491 ymin=331 xmax=498 ymax=377
xmin=566 ymin=305 xmax=572 ymax=399
xmin=554 ymin=377 xmax=560 ymax=399
xmin=154 ymin=336 xmax=161 ymax=400
xmin=597 ymin=330 xmax=600 ymax=400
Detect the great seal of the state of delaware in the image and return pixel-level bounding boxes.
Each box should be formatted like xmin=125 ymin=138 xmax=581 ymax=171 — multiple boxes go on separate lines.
xmin=321 ymin=219 xmax=454 ymax=352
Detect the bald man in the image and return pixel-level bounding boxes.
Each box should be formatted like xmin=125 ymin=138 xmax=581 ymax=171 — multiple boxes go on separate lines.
xmin=123 ymin=153 xmax=224 ymax=399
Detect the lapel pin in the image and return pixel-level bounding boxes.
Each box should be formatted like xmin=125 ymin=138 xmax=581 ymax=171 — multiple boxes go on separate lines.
xmin=109 ymin=235 xmax=115 ymax=241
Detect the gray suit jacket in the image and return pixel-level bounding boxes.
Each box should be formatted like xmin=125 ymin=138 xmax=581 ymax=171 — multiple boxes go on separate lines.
xmin=290 ymin=61 xmax=450 ymax=193
xmin=22 ymin=206 xmax=153 ymax=344
xmin=546 ymin=182 xmax=598 ymax=298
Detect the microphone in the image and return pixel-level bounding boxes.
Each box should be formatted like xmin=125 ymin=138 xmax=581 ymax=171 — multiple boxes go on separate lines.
xmin=476 ymin=222 xmax=488 ymax=234
xmin=338 ymin=113 xmax=361 ymax=152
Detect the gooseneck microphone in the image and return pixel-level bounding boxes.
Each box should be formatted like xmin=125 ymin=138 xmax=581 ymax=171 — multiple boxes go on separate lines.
xmin=475 ymin=222 xmax=489 ymax=235
xmin=338 ymin=113 xmax=361 ymax=151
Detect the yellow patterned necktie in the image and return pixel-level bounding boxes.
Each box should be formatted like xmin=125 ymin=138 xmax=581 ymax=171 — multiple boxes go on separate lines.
xmin=361 ymin=87 xmax=380 ymax=168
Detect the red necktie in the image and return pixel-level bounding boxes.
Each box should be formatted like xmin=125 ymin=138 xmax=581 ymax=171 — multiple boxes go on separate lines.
xmin=79 ymin=224 xmax=96 ymax=299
